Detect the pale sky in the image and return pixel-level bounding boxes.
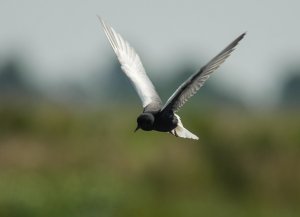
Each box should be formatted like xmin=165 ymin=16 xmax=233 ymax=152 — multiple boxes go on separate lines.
xmin=1 ymin=0 xmax=300 ymax=107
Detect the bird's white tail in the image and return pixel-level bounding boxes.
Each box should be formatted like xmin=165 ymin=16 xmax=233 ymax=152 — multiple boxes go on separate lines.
xmin=170 ymin=114 xmax=199 ymax=140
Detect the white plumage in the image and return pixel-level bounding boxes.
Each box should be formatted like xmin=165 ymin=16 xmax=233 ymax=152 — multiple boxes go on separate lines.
xmin=99 ymin=17 xmax=162 ymax=108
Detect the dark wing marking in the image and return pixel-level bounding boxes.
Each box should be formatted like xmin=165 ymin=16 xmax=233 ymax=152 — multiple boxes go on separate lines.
xmin=161 ymin=33 xmax=246 ymax=113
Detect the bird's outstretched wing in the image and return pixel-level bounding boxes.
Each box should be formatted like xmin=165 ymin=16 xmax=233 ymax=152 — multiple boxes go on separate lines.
xmin=99 ymin=17 xmax=162 ymax=110
xmin=161 ymin=33 xmax=245 ymax=113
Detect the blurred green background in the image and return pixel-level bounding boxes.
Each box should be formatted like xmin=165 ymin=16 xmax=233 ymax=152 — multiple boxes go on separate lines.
xmin=0 ymin=105 xmax=299 ymax=217
xmin=1 ymin=0 xmax=300 ymax=217
xmin=0 ymin=60 xmax=300 ymax=217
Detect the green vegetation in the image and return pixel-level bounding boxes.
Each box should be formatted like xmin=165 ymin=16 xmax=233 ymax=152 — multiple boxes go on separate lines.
xmin=0 ymin=105 xmax=299 ymax=217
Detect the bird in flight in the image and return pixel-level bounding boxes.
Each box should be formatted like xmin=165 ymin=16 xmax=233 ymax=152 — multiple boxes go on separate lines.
xmin=99 ymin=17 xmax=245 ymax=140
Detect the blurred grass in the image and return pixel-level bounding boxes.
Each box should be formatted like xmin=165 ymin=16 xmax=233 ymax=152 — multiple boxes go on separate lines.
xmin=0 ymin=104 xmax=299 ymax=217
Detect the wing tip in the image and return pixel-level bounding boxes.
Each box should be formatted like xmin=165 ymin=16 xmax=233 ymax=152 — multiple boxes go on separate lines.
xmin=233 ymin=32 xmax=247 ymax=46
xmin=239 ymin=32 xmax=246 ymax=41
xmin=97 ymin=15 xmax=107 ymax=28
xmin=96 ymin=15 xmax=101 ymax=20
xmin=241 ymin=32 xmax=247 ymax=38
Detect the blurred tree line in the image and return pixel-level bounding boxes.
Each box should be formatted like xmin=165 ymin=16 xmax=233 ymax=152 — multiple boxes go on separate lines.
xmin=280 ymin=67 xmax=300 ymax=108
xmin=0 ymin=54 xmax=300 ymax=108
xmin=0 ymin=57 xmax=35 ymax=101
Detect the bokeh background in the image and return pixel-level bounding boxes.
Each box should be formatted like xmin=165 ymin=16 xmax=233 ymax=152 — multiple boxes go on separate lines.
xmin=1 ymin=0 xmax=300 ymax=217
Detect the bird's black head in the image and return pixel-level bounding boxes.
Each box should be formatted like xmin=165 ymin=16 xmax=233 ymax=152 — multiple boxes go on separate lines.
xmin=135 ymin=113 xmax=155 ymax=132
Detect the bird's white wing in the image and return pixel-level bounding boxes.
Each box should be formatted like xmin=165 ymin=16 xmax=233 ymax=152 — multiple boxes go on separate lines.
xmin=161 ymin=33 xmax=246 ymax=113
xmin=99 ymin=17 xmax=162 ymax=109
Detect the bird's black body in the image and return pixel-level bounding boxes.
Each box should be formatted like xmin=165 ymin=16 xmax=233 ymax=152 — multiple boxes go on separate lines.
xmin=154 ymin=110 xmax=178 ymax=132
xmin=136 ymin=110 xmax=178 ymax=132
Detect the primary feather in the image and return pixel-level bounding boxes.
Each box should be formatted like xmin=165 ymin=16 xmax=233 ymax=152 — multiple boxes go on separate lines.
xmin=99 ymin=17 xmax=162 ymax=109
xmin=161 ymin=33 xmax=246 ymax=113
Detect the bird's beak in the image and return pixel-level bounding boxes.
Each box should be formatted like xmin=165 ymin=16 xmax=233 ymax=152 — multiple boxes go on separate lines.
xmin=134 ymin=125 xmax=140 ymax=132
